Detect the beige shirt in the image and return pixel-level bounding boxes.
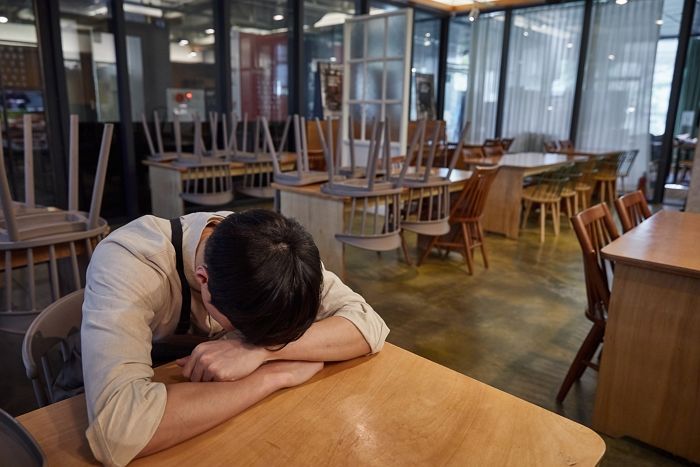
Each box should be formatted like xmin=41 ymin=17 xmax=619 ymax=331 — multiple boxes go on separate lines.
xmin=81 ymin=212 xmax=389 ymax=467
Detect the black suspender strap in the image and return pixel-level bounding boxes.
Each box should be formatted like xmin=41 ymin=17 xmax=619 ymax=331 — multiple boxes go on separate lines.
xmin=170 ymin=218 xmax=191 ymax=335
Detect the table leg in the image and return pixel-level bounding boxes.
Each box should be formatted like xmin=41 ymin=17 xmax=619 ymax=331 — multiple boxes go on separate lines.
xmin=480 ymin=168 xmax=524 ymax=239
xmin=148 ymin=166 xmax=185 ymax=218
xmin=278 ymin=191 xmax=346 ymax=279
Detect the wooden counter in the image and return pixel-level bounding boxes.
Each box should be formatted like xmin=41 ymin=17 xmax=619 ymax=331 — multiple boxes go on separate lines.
xmin=594 ymin=210 xmax=700 ymax=463
xmin=18 ymin=343 xmax=605 ymax=466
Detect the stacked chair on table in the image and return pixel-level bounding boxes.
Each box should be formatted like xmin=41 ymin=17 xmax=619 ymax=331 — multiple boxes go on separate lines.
xmin=141 ymin=111 xmax=191 ymax=162
xmin=0 ymin=115 xmax=112 ymax=333
xmin=557 ymin=203 xmax=619 ymax=402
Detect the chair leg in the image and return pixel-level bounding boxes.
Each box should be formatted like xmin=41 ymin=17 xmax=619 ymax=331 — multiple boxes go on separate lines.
xmin=417 ymin=235 xmax=438 ymax=266
xmin=552 ymin=202 xmax=560 ymax=237
xmin=556 ymin=323 xmax=605 ymax=403
xmin=400 ymin=231 xmax=412 ymax=266
xmin=522 ymin=200 xmax=532 ymax=229
xmin=476 ymin=221 xmax=489 ymax=269
xmin=539 ymin=203 xmax=545 ymax=243
xmin=460 ymin=222 xmax=474 ymax=275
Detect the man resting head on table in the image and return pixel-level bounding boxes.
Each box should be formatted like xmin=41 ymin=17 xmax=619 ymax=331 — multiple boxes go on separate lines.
xmin=81 ymin=209 xmax=389 ymax=466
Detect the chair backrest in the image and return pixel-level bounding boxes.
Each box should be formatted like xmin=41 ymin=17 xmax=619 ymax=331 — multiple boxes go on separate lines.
xmin=616 ymin=149 xmax=639 ymax=177
xmin=570 ymin=203 xmax=620 ymax=323
xmin=446 ymin=121 xmax=472 ymax=178
xmin=336 ymin=188 xmax=404 ymax=252
xmin=544 ymin=141 xmax=559 ymax=152
xmin=180 ymin=163 xmax=234 ymax=206
xmin=558 ymin=140 xmax=574 ymax=150
xmin=22 ymin=114 xmax=35 ymax=208
xmin=22 ymin=289 xmax=84 ymax=407
xmin=614 ymin=190 xmax=651 ymax=233
xmin=483 ymin=138 xmax=501 ymax=147
xmin=450 ymin=165 xmax=500 ymax=221
xmin=501 ymin=138 xmax=514 ymax=151
xmin=482 ymin=144 xmax=504 ymax=157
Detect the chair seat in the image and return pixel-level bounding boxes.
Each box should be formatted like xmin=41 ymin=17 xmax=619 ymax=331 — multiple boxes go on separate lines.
xmin=180 ymin=191 xmax=234 ymax=206
xmin=522 ymin=186 xmax=562 ymax=203
xmin=594 ymin=174 xmax=616 ymax=182
xmin=335 ymin=232 xmax=402 ymax=252
xmin=575 ymin=182 xmax=592 ymax=192
xmin=561 ymin=187 xmax=576 ymax=198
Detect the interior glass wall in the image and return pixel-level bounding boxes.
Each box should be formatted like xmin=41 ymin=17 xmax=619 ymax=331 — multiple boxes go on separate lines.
xmin=444 ymin=16 xmax=471 ymax=143
xmin=502 ymin=2 xmax=584 ymax=149
xmin=410 ymin=11 xmax=441 ymax=120
xmin=0 ymin=0 xmax=57 ymax=206
xmin=59 ymin=0 xmax=125 ymax=218
xmin=303 ymin=0 xmax=355 ymax=118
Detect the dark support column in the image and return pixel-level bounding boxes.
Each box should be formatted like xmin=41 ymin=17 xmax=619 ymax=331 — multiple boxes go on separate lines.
xmin=436 ymin=15 xmax=450 ymax=120
xmin=494 ymin=10 xmax=512 ymax=138
xmin=33 ymin=0 xmax=69 ymax=207
xmin=654 ymin=0 xmax=697 ymax=203
xmin=288 ymin=0 xmax=304 ymax=117
xmin=111 ymin=0 xmax=138 ymax=218
xmin=569 ymin=0 xmax=593 ymax=143
xmin=356 ymin=0 xmax=369 ymax=15
xmin=214 ymin=0 xmax=232 ymax=116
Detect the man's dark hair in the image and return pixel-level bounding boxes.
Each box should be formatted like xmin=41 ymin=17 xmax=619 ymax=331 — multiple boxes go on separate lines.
xmin=204 ymin=209 xmax=323 ymax=347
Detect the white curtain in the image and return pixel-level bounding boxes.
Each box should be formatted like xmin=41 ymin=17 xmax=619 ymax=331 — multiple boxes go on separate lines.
xmin=577 ymin=0 xmax=662 ymax=187
xmin=502 ymin=3 xmax=584 ymax=145
xmin=465 ymin=13 xmax=504 ymax=143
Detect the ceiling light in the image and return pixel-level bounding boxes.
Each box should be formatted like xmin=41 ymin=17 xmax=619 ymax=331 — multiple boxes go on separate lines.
xmin=0 ymin=16 xmax=8 ymax=23
xmin=329 ymin=56 xmax=337 ymax=62
xmin=626 ymin=106 xmax=635 ymax=113
xmin=189 ymin=51 xmax=198 ymax=57
xmin=424 ymin=40 xmax=431 ymax=46
xmin=411 ymin=67 xmax=416 ymax=73
xmin=523 ymin=31 xmax=529 ymax=37
xmin=608 ymin=54 xmax=615 ymax=60
xmin=547 ymin=106 xmax=553 ymax=111
xmin=123 ymin=3 xmax=162 ymax=17
xmin=468 ymin=8 xmax=479 ymax=22
xmin=425 ymin=33 xmax=431 ymax=38
xmin=656 ymin=19 xmax=663 ymax=25
xmin=273 ymin=14 xmax=284 ymax=21
xmin=178 ymin=39 xmax=189 ymax=46
xmin=566 ymin=42 xmax=573 ymax=49
xmin=205 ymin=28 xmax=215 ymax=34
xmin=615 ymin=0 xmax=627 ymax=4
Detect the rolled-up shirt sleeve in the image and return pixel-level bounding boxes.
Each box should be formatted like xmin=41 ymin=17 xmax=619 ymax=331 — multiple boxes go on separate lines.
xmin=81 ymin=242 xmax=170 ymax=467
xmin=316 ymin=267 xmax=389 ymax=353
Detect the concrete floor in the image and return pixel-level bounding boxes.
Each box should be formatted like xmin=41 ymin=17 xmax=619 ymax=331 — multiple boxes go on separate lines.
xmin=0 ymin=200 xmax=694 ymax=465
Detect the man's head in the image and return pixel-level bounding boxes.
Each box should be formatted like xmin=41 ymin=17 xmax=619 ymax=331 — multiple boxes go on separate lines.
xmin=195 ymin=209 xmax=323 ymax=347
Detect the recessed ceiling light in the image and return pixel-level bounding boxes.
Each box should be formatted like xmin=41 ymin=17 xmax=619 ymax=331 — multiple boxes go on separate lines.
xmin=566 ymin=42 xmax=573 ymax=49
xmin=615 ymin=0 xmax=627 ymax=5
xmin=329 ymin=56 xmax=337 ymax=62
xmin=547 ymin=106 xmax=553 ymax=111
xmin=0 ymin=16 xmax=8 ymax=23
xmin=608 ymin=54 xmax=616 ymax=60
xmin=468 ymin=7 xmax=479 ymax=22
xmin=656 ymin=19 xmax=663 ymax=25
xmin=425 ymin=33 xmax=431 ymax=38
xmin=411 ymin=67 xmax=416 ymax=73
xmin=523 ymin=31 xmax=529 ymax=37
xmin=205 ymin=28 xmax=215 ymax=34
xmin=189 ymin=51 xmax=198 ymax=57
xmin=273 ymin=14 xmax=284 ymax=21
xmin=178 ymin=39 xmax=189 ymax=46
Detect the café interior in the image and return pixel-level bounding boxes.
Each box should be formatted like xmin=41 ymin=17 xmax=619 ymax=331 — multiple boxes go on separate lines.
xmin=0 ymin=0 xmax=699 ymax=465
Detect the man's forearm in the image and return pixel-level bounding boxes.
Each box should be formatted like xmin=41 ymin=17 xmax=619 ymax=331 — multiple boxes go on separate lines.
xmin=267 ymin=316 xmax=371 ymax=362
xmin=138 ymin=366 xmax=285 ymax=457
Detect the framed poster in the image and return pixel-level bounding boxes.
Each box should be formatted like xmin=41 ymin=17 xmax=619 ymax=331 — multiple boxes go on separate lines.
xmin=415 ymin=73 xmax=435 ymax=120
xmin=318 ymin=61 xmax=343 ymax=118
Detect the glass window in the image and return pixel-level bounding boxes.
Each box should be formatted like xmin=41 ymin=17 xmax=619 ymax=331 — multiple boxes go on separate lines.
xmin=410 ymin=12 xmax=440 ymax=120
xmin=230 ymin=0 xmax=290 ymax=139
xmin=0 ymin=0 xmax=57 ymax=206
xmin=464 ymin=12 xmax=504 ymax=143
xmin=444 ymin=16 xmax=471 ymax=142
xmin=60 ymin=0 xmax=126 ymax=218
xmin=303 ymin=0 xmax=355 ymax=118
xmin=502 ymin=2 xmax=584 ymax=143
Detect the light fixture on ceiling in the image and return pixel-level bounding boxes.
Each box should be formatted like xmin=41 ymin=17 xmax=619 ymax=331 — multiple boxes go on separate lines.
xmin=615 ymin=0 xmax=628 ymax=4
xmin=329 ymin=56 xmax=337 ymax=62
xmin=523 ymin=31 xmax=529 ymax=37
xmin=425 ymin=33 xmax=431 ymax=38
xmin=178 ymin=39 xmax=189 ymax=46
xmin=273 ymin=14 xmax=284 ymax=21
xmin=0 ymin=16 xmax=8 ymax=23
xmin=468 ymin=8 xmax=479 ymax=22
xmin=566 ymin=42 xmax=574 ymax=49
xmin=608 ymin=54 xmax=616 ymax=60
xmin=189 ymin=51 xmax=198 ymax=57
xmin=656 ymin=19 xmax=663 ymax=25
xmin=205 ymin=28 xmax=215 ymax=34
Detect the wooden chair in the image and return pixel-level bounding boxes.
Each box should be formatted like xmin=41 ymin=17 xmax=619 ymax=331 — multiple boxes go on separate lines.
xmin=616 ymin=149 xmax=639 ymax=194
xmin=593 ymin=153 xmax=620 ymax=206
xmin=544 ymin=141 xmax=559 ymax=153
xmin=614 ymin=190 xmax=651 ymax=233
xmin=521 ymin=168 xmax=570 ymax=243
xmin=179 ymin=163 xmax=234 ymax=206
xmin=141 ymin=111 xmax=189 ymax=161
xmin=0 ymin=116 xmax=111 ymax=333
xmin=558 ymin=140 xmax=574 ymax=151
xmin=306 ymin=117 xmax=337 ymax=171
xmin=22 ymin=289 xmax=84 ymax=407
xmin=501 ymin=138 xmax=514 ymax=152
xmin=574 ymin=159 xmax=597 ymax=212
xmin=268 ymin=115 xmax=330 ymax=186
xmin=417 ymin=166 xmax=499 ymax=275
xmin=557 ymin=203 xmax=619 ymax=403
xmin=482 ymin=144 xmax=504 ymax=158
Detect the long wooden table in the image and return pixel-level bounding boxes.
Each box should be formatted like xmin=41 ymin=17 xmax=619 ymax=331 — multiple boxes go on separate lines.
xmin=462 ymin=153 xmax=582 ymax=238
xmin=18 ymin=343 xmax=605 ymax=466
xmin=594 ymin=210 xmax=700 ymax=463
xmin=143 ymin=154 xmax=296 ymax=218
xmin=273 ymin=168 xmax=472 ymax=278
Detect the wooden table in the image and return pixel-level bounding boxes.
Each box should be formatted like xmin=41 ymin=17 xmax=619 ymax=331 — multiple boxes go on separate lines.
xmin=144 ymin=154 xmax=296 ymax=218
xmin=594 ymin=210 xmax=700 ymax=463
xmin=18 ymin=343 xmax=605 ymax=466
xmin=273 ymin=168 xmax=472 ymax=278
xmin=462 ymin=153 xmax=581 ymax=239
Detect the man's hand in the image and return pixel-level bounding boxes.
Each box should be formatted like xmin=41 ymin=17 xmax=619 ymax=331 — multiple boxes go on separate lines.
xmin=176 ymin=338 xmax=269 ymax=382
